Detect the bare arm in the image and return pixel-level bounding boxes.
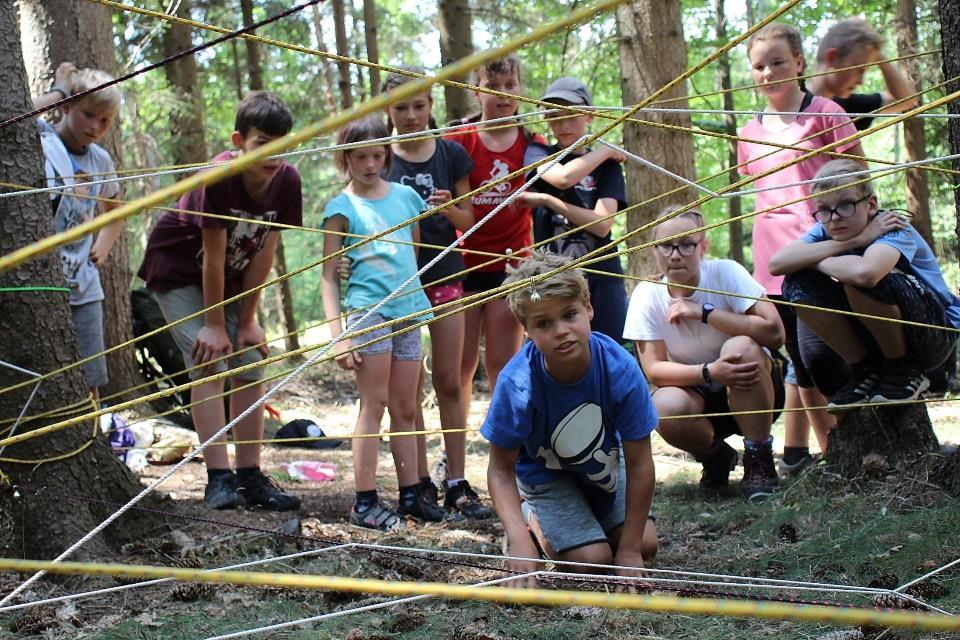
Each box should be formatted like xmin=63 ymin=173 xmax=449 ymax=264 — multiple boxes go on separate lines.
xmin=615 ymin=437 xmax=655 ymax=573
xmin=194 ymin=227 xmax=232 ymax=366
xmin=431 ymin=174 xmax=473 ymax=232
xmin=487 ymin=443 xmax=539 ymax=582
xmin=519 ymin=192 xmax=617 ymax=238
xmin=238 ymin=230 xmax=279 ymax=326
xmin=875 ymin=50 xmax=919 ymax=112
xmin=535 ymin=147 xmax=623 ymax=190
xmin=816 ymin=242 xmax=902 ymax=288
xmin=32 ymin=62 xmax=76 ymax=110
xmin=89 ymin=200 xmax=124 ymax=267
xmin=321 ymin=215 xmax=361 ymax=370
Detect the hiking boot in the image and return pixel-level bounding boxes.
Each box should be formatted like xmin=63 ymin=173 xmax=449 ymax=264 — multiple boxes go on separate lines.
xmin=445 ymin=480 xmax=493 ymax=520
xmin=827 ymin=366 xmax=880 ymax=413
xmin=397 ymin=484 xmax=446 ymax=522
xmin=742 ymin=447 xmax=779 ymax=503
xmin=204 ymin=472 xmax=246 ymax=510
xmin=419 ymin=478 xmax=439 ymax=507
xmin=237 ymin=469 xmax=301 ymax=512
xmin=697 ymin=440 xmax=738 ymax=493
xmin=869 ymin=366 xmax=930 ymax=403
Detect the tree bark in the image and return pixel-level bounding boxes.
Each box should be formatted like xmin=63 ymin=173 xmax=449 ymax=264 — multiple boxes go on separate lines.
xmin=437 ymin=0 xmax=474 ymax=122
xmin=161 ymin=0 xmax=207 ymax=167
xmin=273 ymin=240 xmax=302 ymax=358
xmin=362 ymin=0 xmax=380 ymax=96
xmin=332 ymin=0 xmax=353 ymax=110
xmin=826 ymin=405 xmax=938 ymax=478
xmin=896 ymin=0 xmax=933 ymax=247
xmin=17 ymin=0 xmax=142 ymax=401
xmin=940 ymin=0 xmax=960 ymax=260
xmin=714 ymin=0 xmax=744 ymax=264
xmin=0 ymin=2 xmax=147 ymax=559
xmin=240 ymin=0 xmax=264 ymax=91
xmin=616 ymin=0 xmax=697 ymax=281
xmin=310 ymin=3 xmax=339 ymax=113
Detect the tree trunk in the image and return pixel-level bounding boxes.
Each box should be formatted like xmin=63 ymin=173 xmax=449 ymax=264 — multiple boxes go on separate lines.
xmin=332 ymin=0 xmax=353 ymax=110
xmin=714 ymin=0 xmax=744 ymax=264
xmin=351 ymin=7 xmax=367 ymax=104
xmin=616 ymin=0 xmax=697 ymax=281
xmin=896 ymin=0 xmax=933 ymax=247
xmin=230 ymin=39 xmax=244 ymax=101
xmin=161 ymin=0 xmax=207 ymax=166
xmin=273 ymin=240 xmax=302 ymax=358
xmin=240 ymin=0 xmax=264 ymax=91
xmin=17 ymin=0 xmax=142 ymax=401
xmin=310 ymin=3 xmax=339 ymax=113
xmin=826 ymin=405 xmax=938 ymax=478
xmin=362 ymin=0 xmax=380 ymax=96
xmin=0 ymin=2 xmax=147 ymax=559
xmin=437 ymin=0 xmax=474 ymax=122
xmin=934 ymin=445 xmax=960 ymax=497
xmin=940 ymin=0 xmax=960 ymax=261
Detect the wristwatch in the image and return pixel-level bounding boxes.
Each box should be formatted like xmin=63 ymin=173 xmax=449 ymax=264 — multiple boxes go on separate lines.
xmin=701 ymin=362 xmax=713 ymax=383
xmin=701 ymin=302 xmax=715 ymax=324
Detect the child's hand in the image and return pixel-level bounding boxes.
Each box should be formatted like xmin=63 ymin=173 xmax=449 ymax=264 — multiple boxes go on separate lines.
xmin=707 ymin=353 xmax=760 ymax=390
xmin=667 ymin=298 xmax=701 ymax=324
xmin=515 ymin=192 xmax=548 ymax=208
xmin=334 ymin=340 xmax=362 ymax=370
xmin=54 ymin=62 xmax=77 ymax=91
xmin=236 ymin=320 xmax=268 ymax=358
xmin=855 ymin=210 xmax=908 ymax=246
xmin=336 ymin=256 xmax=353 ymax=281
xmin=192 ymin=325 xmax=232 ymax=366
xmin=88 ymin=241 xmax=109 ymax=267
xmin=605 ymin=146 xmax=626 ymax=163
xmin=504 ymin=534 xmax=540 ymax=587
xmin=426 ymin=189 xmax=453 ymax=210
xmin=613 ymin=548 xmax=646 ymax=593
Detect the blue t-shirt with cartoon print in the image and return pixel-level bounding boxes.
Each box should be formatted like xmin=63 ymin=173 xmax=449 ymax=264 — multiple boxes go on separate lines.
xmin=801 ymin=218 xmax=960 ymax=329
xmin=481 ymin=332 xmax=657 ymax=513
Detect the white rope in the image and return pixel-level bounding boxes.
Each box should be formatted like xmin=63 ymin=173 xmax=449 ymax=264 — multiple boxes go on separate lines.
xmin=585 ymin=105 xmax=960 ymax=120
xmin=0 ymin=359 xmax=43 ymax=460
xmin=895 ymin=556 xmax=960 ymax=594
xmin=0 ymin=134 xmax=588 ymax=607
xmin=0 ymin=543 xmax=356 ymax=614
xmin=203 ymin=572 xmax=531 ymax=640
xmin=0 ymin=111 xmax=549 ymax=200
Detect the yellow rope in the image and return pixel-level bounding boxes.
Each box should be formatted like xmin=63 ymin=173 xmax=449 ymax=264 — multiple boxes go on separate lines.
xmin=0 ymin=395 xmax=98 ymax=465
xmin=0 ymin=557 xmax=957 ymax=631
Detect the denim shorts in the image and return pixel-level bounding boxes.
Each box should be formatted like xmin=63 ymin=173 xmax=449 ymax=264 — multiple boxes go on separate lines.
xmin=517 ymin=459 xmax=627 ymax=554
xmin=70 ymin=300 xmax=108 ymax=388
xmin=153 ymin=285 xmax=264 ymax=382
xmin=346 ymin=311 xmax=422 ymax=360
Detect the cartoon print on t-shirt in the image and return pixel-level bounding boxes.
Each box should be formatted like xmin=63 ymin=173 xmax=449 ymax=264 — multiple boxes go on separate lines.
xmin=577 ymin=175 xmax=597 ymax=192
xmin=399 ymin=173 xmax=437 ymax=200
xmin=535 ymin=402 xmax=620 ymax=492
xmin=195 ymin=209 xmax=279 ymax=275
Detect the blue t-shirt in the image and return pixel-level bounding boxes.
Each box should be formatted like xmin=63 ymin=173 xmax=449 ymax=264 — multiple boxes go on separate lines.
xmin=523 ymin=142 xmax=627 ymax=277
xmin=481 ymin=332 xmax=657 ymax=511
xmin=322 ymin=183 xmax=432 ymax=321
xmin=801 ymin=217 xmax=960 ymax=328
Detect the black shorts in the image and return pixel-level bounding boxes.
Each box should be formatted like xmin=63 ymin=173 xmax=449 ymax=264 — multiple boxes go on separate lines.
xmin=689 ymin=355 xmax=785 ymax=439
xmin=588 ymin=273 xmax=629 ymax=344
xmin=462 ymin=270 xmax=507 ymax=295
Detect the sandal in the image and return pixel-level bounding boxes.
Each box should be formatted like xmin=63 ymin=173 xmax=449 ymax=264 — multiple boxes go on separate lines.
xmin=350 ymin=502 xmax=404 ymax=531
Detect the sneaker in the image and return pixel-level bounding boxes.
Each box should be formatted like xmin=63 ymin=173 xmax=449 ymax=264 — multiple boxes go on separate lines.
xmin=777 ymin=452 xmax=815 ymax=476
xmin=444 ymin=480 xmax=494 ymax=520
xmin=397 ymin=484 xmax=446 ymax=522
xmin=350 ymin=502 xmax=404 ymax=531
xmin=697 ymin=440 xmax=738 ymax=493
xmin=742 ymin=447 xmax=779 ymax=503
xmin=204 ymin=473 xmax=246 ymax=510
xmin=869 ymin=366 xmax=930 ymax=403
xmin=237 ymin=470 xmax=301 ymax=512
xmin=827 ymin=366 xmax=880 ymax=412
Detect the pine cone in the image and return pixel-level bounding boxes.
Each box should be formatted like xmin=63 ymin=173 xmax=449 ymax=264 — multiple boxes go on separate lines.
xmin=7 ymin=607 xmax=57 ymax=634
xmin=170 ymin=582 xmax=214 ymax=602
xmin=872 ymin=592 xmax=923 ymax=610
xmin=815 ymin=631 xmax=864 ymax=640
xmin=867 ymin=573 xmax=899 ymax=590
xmin=776 ymin=523 xmax=798 ymax=544
xmin=172 ymin=555 xmax=204 ymax=569
xmin=904 ymin=580 xmax=949 ymax=600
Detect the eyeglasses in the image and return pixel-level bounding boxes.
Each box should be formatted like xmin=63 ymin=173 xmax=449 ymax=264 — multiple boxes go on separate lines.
xmin=655 ymin=241 xmax=700 ymax=257
xmin=812 ymin=193 xmax=871 ymax=224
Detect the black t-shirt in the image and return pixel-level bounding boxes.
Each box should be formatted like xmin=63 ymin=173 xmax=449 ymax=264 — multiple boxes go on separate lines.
xmin=832 ymin=92 xmax=884 ymax=131
xmin=386 ymin=139 xmax=473 ymax=285
xmin=523 ymin=142 xmax=627 ymax=277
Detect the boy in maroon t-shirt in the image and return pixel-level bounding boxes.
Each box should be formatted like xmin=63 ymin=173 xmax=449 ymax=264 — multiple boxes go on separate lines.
xmin=138 ymin=91 xmax=301 ymax=511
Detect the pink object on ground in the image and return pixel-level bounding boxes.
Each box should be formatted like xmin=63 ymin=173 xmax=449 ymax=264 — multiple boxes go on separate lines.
xmin=280 ymin=460 xmax=337 ymax=482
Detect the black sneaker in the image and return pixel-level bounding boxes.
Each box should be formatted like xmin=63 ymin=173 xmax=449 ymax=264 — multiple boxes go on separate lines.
xmin=238 ymin=470 xmax=301 ymax=512
xmin=444 ymin=480 xmax=493 ymax=520
xmin=742 ymin=447 xmax=779 ymax=503
xmin=869 ymin=366 xmax=930 ymax=403
xmin=777 ymin=452 xmax=816 ymax=476
xmin=827 ymin=366 xmax=880 ymax=412
xmin=697 ymin=440 xmax=738 ymax=493
xmin=204 ymin=473 xmax=246 ymax=510
xmin=397 ymin=484 xmax=446 ymax=522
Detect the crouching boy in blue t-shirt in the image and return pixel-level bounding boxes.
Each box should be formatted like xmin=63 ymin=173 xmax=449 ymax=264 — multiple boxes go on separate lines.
xmin=770 ymin=159 xmax=960 ymax=410
xmin=482 ymin=252 xmax=658 ymax=578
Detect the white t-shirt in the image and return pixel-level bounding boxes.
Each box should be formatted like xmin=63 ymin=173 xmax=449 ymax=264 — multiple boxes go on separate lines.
xmin=623 ymin=259 xmax=766 ymax=365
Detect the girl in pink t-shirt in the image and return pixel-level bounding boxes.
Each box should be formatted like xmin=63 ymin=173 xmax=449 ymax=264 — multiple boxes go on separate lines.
xmin=737 ymin=23 xmax=863 ymax=466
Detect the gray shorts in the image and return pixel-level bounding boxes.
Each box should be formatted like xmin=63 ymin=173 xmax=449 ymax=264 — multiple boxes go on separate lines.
xmin=70 ymin=301 xmax=108 ymax=388
xmin=518 ymin=459 xmax=627 ymax=554
xmin=153 ymin=285 xmax=264 ymax=382
xmin=345 ymin=311 xmax=422 ymax=360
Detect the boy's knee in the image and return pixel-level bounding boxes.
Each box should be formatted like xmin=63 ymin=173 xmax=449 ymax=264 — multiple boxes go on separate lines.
xmin=560 ymin=542 xmax=613 ymax=569
xmin=652 ymin=387 xmax=697 ymax=420
xmin=721 ymin=335 xmax=766 ymax=365
xmin=783 ymin=269 xmax=835 ymax=305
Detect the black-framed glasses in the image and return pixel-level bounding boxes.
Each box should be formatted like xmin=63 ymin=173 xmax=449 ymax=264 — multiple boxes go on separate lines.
xmin=812 ymin=193 xmax=871 ymax=224
xmin=655 ymin=241 xmax=700 ymax=257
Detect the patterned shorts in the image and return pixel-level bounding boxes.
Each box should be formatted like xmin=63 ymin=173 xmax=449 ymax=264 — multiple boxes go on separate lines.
xmin=425 ymin=282 xmax=464 ymax=307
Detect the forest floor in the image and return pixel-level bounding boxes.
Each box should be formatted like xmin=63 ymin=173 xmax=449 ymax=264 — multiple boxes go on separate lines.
xmin=2 ymin=360 xmax=960 ymax=640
